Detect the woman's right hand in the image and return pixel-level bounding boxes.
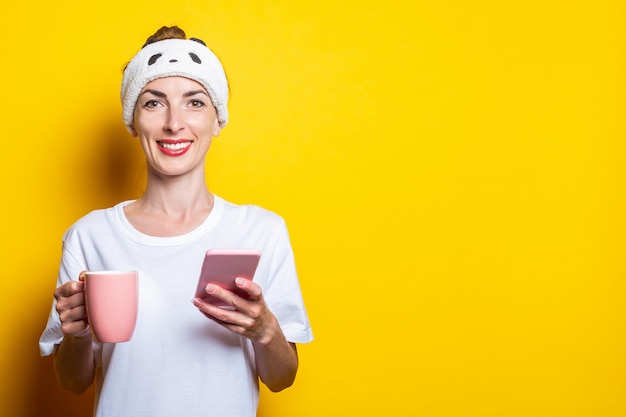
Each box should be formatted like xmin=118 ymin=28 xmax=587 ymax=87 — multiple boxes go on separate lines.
xmin=54 ymin=271 xmax=90 ymax=337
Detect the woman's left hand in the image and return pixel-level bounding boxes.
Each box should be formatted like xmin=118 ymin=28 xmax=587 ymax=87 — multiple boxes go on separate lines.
xmin=193 ymin=277 xmax=299 ymax=391
xmin=192 ymin=278 xmax=278 ymax=344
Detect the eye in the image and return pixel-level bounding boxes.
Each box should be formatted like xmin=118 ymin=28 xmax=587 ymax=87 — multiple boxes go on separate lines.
xmin=189 ymin=99 xmax=206 ymax=108
xmin=142 ymin=99 xmax=161 ymax=108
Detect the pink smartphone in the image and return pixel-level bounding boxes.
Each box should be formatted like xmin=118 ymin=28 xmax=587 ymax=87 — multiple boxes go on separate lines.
xmin=195 ymin=249 xmax=261 ymax=307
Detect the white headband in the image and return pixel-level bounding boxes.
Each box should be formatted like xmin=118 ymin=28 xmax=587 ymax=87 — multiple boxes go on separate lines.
xmin=121 ymin=38 xmax=229 ymax=133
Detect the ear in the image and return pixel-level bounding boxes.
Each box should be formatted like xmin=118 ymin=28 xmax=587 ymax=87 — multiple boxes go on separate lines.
xmin=130 ymin=125 xmax=138 ymax=137
xmin=212 ymin=120 xmax=221 ymax=137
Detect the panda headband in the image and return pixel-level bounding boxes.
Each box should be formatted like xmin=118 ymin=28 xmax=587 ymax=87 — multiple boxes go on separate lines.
xmin=121 ymin=38 xmax=229 ymax=133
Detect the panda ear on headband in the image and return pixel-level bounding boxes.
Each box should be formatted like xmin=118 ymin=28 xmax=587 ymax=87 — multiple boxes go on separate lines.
xmin=189 ymin=37 xmax=206 ymax=46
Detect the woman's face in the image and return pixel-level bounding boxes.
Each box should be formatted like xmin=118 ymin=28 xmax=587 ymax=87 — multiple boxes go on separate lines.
xmin=132 ymin=76 xmax=220 ymax=178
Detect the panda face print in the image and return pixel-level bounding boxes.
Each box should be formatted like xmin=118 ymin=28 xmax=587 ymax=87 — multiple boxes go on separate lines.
xmin=144 ymin=37 xmax=206 ymax=67
xmin=147 ymin=49 xmax=203 ymax=67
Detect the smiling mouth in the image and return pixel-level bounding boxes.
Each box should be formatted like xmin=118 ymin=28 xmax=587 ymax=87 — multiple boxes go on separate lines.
xmin=158 ymin=141 xmax=192 ymax=150
xmin=157 ymin=140 xmax=192 ymax=156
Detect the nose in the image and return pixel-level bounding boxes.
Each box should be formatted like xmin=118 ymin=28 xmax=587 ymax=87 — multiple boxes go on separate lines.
xmin=164 ymin=106 xmax=184 ymax=133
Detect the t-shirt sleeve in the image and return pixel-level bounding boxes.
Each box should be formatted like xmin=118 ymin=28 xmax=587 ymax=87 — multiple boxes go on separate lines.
xmin=39 ymin=234 xmax=86 ymax=356
xmin=263 ymin=221 xmax=313 ymax=344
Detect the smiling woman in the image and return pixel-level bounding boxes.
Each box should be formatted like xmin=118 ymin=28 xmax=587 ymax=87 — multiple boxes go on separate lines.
xmin=132 ymin=77 xmax=220 ymax=178
xmin=38 ymin=25 xmax=313 ymax=417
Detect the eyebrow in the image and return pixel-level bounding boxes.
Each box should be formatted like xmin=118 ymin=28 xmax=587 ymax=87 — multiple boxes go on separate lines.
xmin=139 ymin=89 xmax=209 ymax=98
xmin=183 ymin=90 xmax=209 ymax=98
xmin=140 ymin=89 xmax=166 ymax=98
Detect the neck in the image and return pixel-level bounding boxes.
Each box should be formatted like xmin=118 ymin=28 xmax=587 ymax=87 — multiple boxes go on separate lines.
xmin=139 ymin=171 xmax=213 ymax=216
xmin=123 ymin=171 xmax=215 ymax=237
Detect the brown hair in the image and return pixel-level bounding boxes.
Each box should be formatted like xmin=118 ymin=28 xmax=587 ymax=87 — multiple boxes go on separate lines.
xmin=142 ymin=26 xmax=187 ymax=47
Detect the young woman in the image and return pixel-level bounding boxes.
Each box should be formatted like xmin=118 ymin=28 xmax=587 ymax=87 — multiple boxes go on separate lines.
xmin=40 ymin=26 xmax=312 ymax=417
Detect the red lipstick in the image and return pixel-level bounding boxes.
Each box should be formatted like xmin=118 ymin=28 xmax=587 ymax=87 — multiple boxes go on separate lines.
xmin=157 ymin=139 xmax=192 ymax=157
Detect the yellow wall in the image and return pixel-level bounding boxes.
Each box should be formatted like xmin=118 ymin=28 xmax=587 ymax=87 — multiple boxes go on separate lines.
xmin=2 ymin=1 xmax=625 ymax=416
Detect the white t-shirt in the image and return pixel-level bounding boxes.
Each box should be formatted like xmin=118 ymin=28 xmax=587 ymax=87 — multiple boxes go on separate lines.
xmin=40 ymin=196 xmax=313 ymax=417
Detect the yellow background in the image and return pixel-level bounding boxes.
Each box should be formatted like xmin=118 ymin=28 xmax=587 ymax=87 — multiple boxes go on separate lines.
xmin=2 ymin=1 xmax=625 ymax=416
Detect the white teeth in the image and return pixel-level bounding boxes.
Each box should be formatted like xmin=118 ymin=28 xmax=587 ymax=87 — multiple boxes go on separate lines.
xmin=160 ymin=142 xmax=190 ymax=150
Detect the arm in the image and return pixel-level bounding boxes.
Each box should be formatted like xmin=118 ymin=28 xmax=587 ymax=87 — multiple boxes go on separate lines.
xmin=251 ymin=323 xmax=299 ymax=392
xmin=53 ymin=278 xmax=96 ymax=395
xmin=192 ymin=278 xmax=298 ymax=392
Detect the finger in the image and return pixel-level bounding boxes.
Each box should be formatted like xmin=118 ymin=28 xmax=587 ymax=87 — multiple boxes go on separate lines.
xmin=235 ymin=277 xmax=262 ymax=302
xmin=59 ymin=303 xmax=87 ymax=321
xmin=193 ymin=297 xmax=240 ymax=324
xmin=200 ymin=311 xmax=246 ymax=335
xmin=54 ymin=280 xmax=85 ymax=299
xmin=60 ymin=311 xmax=91 ymax=337
xmin=58 ymin=303 xmax=88 ymax=327
xmin=78 ymin=270 xmax=87 ymax=281
xmin=203 ymin=283 xmax=252 ymax=312
xmin=203 ymin=283 xmax=232 ymax=305
xmin=192 ymin=297 xmax=268 ymax=340
xmin=55 ymin=287 xmax=86 ymax=320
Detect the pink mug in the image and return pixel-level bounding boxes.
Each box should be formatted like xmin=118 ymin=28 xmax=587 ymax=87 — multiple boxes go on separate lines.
xmin=84 ymin=271 xmax=138 ymax=343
